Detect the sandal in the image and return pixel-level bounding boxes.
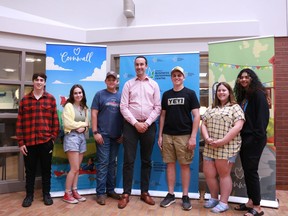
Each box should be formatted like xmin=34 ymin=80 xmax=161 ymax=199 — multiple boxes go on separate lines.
xmin=244 ymin=208 xmax=264 ymax=216
xmin=235 ymin=203 xmax=253 ymax=211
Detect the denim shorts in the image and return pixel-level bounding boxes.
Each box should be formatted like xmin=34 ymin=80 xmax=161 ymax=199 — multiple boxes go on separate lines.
xmin=63 ymin=131 xmax=86 ymax=153
xmin=203 ymin=154 xmax=238 ymax=163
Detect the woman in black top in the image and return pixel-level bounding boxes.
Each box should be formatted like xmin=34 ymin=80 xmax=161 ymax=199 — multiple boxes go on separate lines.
xmin=234 ymin=68 xmax=269 ymax=216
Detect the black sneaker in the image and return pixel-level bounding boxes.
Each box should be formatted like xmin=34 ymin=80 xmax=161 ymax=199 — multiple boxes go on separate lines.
xmin=43 ymin=193 xmax=53 ymax=205
xmin=160 ymin=193 xmax=176 ymax=207
xmin=22 ymin=195 xmax=33 ymax=207
xmin=182 ymin=195 xmax=192 ymax=211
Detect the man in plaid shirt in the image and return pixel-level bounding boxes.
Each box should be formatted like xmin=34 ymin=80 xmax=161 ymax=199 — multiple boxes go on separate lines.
xmin=16 ymin=73 xmax=59 ymax=208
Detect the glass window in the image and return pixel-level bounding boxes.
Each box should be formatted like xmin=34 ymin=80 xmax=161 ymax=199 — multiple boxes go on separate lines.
xmin=24 ymin=86 xmax=33 ymax=96
xmin=25 ymin=53 xmax=46 ymax=81
xmin=200 ymin=55 xmax=209 ymax=110
xmin=0 ymin=118 xmax=18 ymax=147
xmin=0 ymin=152 xmax=19 ymax=181
xmin=0 ymin=49 xmax=46 ymax=190
xmin=0 ymin=84 xmax=20 ymax=112
xmin=0 ymin=50 xmax=21 ymax=81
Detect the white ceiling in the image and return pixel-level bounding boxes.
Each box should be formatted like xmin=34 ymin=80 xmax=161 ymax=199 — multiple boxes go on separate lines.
xmin=3 ymin=0 xmax=283 ymax=45
xmin=0 ymin=0 xmax=127 ymax=29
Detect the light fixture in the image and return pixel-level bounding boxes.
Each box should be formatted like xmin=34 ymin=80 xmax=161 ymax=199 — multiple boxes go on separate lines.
xmin=26 ymin=58 xmax=42 ymax=62
xmin=124 ymin=0 xmax=135 ymax=18
xmin=200 ymin=73 xmax=207 ymax=77
xmin=26 ymin=58 xmax=35 ymax=62
xmin=3 ymin=68 xmax=16 ymax=72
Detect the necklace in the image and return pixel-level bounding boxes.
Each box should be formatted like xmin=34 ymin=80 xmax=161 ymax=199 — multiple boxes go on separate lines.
xmin=78 ymin=106 xmax=83 ymax=116
xmin=74 ymin=104 xmax=83 ymax=116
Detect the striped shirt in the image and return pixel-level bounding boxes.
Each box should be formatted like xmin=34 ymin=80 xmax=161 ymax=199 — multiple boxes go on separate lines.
xmin=16 ymin=91 xmax=59 ymax=147
xmin=202 ymin=103 xmax=245 ymax=159
xmin=120 ymin=75 xmax=161 ymax=126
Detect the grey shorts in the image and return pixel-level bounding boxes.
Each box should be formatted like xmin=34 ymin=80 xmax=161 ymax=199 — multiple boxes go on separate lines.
xmin=63 ymin=131 xmax=87 ymax=153
xmin=203 ymin=154 xmax=238 ymax=163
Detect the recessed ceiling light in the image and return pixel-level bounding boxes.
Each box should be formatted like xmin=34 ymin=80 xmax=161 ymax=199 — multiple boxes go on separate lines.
xmin=26 ymin=58 xmax=35 ymax=62
xmin=3 ymin=68 xmax=16 ymax=72
xmin=26 ymin=58 xmax=42 ymax=62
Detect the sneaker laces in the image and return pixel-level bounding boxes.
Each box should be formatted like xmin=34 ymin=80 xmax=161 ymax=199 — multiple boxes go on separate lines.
xmin=72 ymin=189 xmax=86 ymax=201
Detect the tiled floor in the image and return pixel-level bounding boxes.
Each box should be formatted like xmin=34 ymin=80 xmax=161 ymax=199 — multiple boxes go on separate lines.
xmin=0 ymin=189 xmax=287 ymax=216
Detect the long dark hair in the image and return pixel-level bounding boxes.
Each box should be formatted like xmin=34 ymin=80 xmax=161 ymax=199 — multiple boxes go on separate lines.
xmin=64 ymin=84 xmax=88 ymax=109
xmin=234 ymin=68 xmax=267 ymax=103
xmin=212 ymin=82 xmax=237 ymax=108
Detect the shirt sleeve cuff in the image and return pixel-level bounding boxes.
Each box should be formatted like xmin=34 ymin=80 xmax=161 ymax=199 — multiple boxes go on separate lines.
xmin=131 ymin=120 xmax=138 ymax=126
xmin=145 ymin=121 xmax=151 ymax=126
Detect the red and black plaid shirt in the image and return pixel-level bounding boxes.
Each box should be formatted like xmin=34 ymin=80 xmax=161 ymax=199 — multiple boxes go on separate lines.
xmin=16 ymin=91 xmax=60 ymax=147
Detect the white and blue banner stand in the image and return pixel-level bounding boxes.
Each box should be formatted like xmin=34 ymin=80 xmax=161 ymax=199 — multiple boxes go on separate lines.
xmin=116 ymin=52 xmax=200 ymax=199
xmin=46 ymin=42 xmax=107 ymax=197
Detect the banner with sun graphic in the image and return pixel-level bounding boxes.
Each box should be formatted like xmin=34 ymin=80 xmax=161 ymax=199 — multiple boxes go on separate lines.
xmin=116 ymin=52 xmax=200 ymax=198
xmin=46 ymin=43 xmax=107 ymax=196
xmin=208 ymin=36 xmax=277 ymax=207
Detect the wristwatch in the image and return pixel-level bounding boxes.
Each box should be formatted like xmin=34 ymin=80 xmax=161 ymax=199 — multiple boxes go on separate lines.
xmin=93 ymin=130 xmax=98 ymax=135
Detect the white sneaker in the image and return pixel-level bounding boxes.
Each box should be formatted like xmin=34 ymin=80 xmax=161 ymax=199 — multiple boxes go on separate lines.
xmin=204 ymin=198 xmax=219 ymax=208
xmin=211 ymin=202 xmax=229 ymax=213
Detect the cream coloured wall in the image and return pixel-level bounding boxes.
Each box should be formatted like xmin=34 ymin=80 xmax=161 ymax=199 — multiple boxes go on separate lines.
xmin=0 ymin=0 xmax=287 ymax=70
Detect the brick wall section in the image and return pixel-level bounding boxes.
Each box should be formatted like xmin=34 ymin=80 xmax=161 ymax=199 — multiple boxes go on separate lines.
xmin=274 ymin=37 xmax=288 ymax=190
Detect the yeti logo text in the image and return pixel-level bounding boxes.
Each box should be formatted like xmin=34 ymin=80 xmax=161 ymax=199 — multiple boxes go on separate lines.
xmin=168 ymin=98 xmax=185 ymax=105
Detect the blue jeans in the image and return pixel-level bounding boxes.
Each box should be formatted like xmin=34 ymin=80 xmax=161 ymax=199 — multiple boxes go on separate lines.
xmin=96 ymin=135 xmax=120 ymax=195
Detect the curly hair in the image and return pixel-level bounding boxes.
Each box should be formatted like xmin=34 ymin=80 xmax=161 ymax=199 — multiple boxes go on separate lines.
xmin=212 ymin=82 xmax=237 ymax=108
xmin=233 ymin=68 xmax=267 ymax=104
xmin=64 ymin=84 xmax=88 ymax=109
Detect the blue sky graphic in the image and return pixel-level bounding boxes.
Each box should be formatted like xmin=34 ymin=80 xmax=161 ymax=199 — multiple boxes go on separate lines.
xmin=46 ymin=44 xmax=107 ymax=110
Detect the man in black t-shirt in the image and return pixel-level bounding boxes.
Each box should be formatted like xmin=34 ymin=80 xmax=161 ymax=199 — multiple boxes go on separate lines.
xmin=158 ymin=66 xmax=200 ymax=211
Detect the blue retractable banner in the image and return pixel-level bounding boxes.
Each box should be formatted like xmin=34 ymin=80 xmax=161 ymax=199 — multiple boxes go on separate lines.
xmin=116 ymin=52 xmax=200 ymax=198
xmin=46 ymin=43 xmax=106 ymax=196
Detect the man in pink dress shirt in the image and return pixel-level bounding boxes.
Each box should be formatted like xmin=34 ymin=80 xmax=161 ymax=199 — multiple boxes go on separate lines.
xmin=118 ymin=56 xmax=161 ymax=209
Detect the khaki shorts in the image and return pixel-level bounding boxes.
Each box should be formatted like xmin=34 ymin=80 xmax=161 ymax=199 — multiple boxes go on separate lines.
xmin=162 ymin=134 xmax=194 ymax=164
